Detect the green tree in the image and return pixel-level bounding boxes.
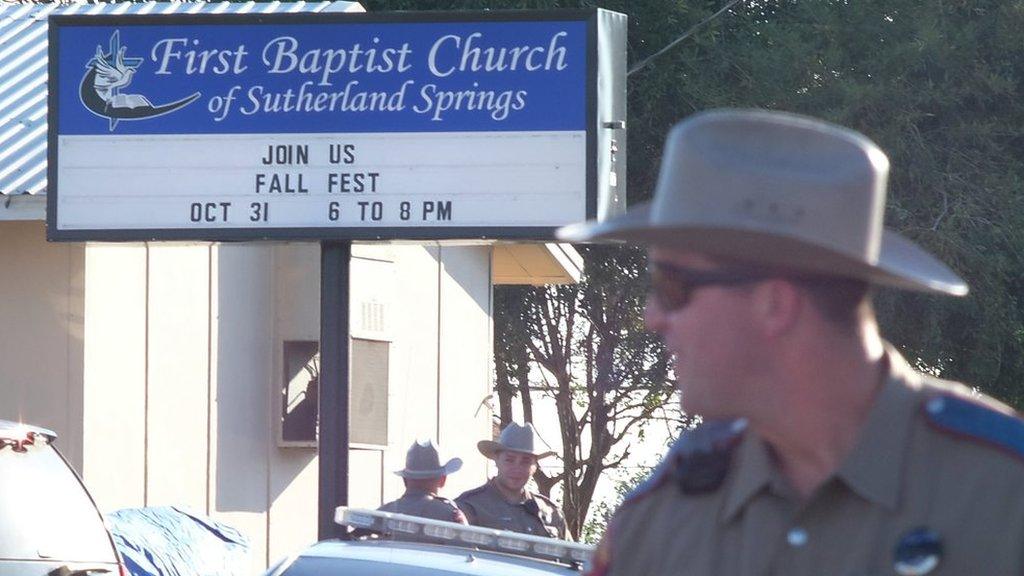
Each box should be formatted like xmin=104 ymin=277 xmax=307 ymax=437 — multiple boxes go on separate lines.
xmin=625 ymin=0 xmax=1024 ymax=404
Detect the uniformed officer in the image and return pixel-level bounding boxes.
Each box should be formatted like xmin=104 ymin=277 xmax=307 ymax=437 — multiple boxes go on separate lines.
xmin=378 ymin=440 xmax=467 ymax=524
xmin=456 ymin=422 xmax=569 ymax=540
xmin=558 ymin=109 xmax=1024 ymax=575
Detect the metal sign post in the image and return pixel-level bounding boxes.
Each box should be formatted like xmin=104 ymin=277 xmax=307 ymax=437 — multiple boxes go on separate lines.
xmin=319 ymin=240 xmax=350 ymax=539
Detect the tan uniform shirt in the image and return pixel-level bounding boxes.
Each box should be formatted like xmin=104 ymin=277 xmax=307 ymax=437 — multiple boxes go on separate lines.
xmin=591 ymin=347 xmax=1024 ymax=576
xmin=456 ymin=479 xmax=568 ymax=539
xmin=378 ymin=489 xmax=467 ymax=524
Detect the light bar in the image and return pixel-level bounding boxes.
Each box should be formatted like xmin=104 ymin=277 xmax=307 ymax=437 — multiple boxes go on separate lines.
xmin=335 ymin=507 xmax=594 ymax=565
xmin=458 ymin=530 xmax=495 ymax=546
xmin=422 ymin=524 xmax=457 ymax=540
xmin=386 ymin=519 xmax=420 ymax=534
xmin=496 ymin=536 xmax=530 ymax=552
xmin=343 ymin=510 xmax=377 ymax=529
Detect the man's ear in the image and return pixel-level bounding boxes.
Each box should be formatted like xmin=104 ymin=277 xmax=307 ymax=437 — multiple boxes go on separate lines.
xmin=754 ymin=279 xmax=803 ymax=337
xmin=438 ymin=475 xmax=447 ymax=488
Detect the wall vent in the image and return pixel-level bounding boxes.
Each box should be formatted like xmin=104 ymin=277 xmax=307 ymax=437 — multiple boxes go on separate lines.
xmin=360 ymin=301 xmax=387 ymax=336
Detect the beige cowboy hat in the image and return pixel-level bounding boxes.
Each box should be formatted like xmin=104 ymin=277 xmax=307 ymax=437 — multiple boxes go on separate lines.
xmin=395 ymin=439 xmax=462 ymax=479
xmin=558 ymin=109 xmax=967 ymax=296
xmin=478 ymin=422 xmax=556 ymax=460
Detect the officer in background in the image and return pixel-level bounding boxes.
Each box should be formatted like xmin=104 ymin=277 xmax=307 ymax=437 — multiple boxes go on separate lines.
xmin=456 ymin=422 xmax=569 ymax=540
xmin=378 ymin=440 xmax=467 ymax=524
xmin=558 ymin=109 xmax=1024 ymax=575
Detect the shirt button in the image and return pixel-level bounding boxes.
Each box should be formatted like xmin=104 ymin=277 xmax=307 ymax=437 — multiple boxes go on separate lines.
xmin=787 ymin=527 xmax=808 ymax=547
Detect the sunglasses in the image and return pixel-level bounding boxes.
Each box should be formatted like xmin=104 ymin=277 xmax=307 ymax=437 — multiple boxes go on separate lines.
xmin=648 ymin=262 xmax=768 ymax=311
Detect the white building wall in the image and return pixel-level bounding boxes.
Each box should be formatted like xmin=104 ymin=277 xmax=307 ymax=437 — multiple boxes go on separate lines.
xmin=0 ymin=228 xmax=495 ymax=572
xmin=267 ymin=243 xmax=319 ymax=562
xmin=268 ymin=243 xmax=494 ymax=563
xmin=437 ymin=246 xmax=495 ymax=497
xmin=81 ymin=243 xmax=147 ymax=509
xmin=147 ymin=245 xmax=212 ymax=511
xmin=0 ymin=221 xmax=84 ymax=467
xmin=384 ymin=244 xmax=441 ymax=480
xmin=379 ymin=245 xmax=494 ymax=503
xmin=209 ymin=244 xmax=275 ymax=568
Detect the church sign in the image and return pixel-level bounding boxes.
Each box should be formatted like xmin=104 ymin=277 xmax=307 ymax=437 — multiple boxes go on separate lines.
xmin=47 ymin=10 xmax=626 ymax=241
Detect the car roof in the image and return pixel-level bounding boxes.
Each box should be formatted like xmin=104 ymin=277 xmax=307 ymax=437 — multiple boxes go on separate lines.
xmin=0 ymin=419 xmax=56 ymax=441
xmin=292 ymin=539 xmax=582 ymax=575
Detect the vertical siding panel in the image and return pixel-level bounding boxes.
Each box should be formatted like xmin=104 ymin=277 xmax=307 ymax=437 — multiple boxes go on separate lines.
xmin=382 ymin=245 xmax=441 ymax=504
xmin=268 ymin=243 xmax=319 ymax=564
xmin=437 ymin=246 xmax=494 ymax=497
xmin=210 ymin=244 xmax=273 ymax=573
xmin=81 ymin=241 xmax=148 ymax=511
xmin=145 ymin=245 xmax=210 ymax=510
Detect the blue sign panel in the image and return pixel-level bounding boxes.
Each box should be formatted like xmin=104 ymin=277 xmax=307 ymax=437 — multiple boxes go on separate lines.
xmin=56 ymin=19 xmax=587 ymax=136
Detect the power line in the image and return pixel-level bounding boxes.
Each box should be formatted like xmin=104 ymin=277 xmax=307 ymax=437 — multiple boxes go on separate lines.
xmin=627 ymin=0 xmax=744 ymax=77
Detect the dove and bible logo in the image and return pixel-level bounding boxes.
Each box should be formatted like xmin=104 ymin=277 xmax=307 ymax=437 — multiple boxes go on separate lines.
xmin=79 ymin=30 xmax=200 ymax=130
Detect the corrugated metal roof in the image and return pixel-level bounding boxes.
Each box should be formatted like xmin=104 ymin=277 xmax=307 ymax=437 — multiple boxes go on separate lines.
xmin=0 ymin=0 xmax=362 ymax=199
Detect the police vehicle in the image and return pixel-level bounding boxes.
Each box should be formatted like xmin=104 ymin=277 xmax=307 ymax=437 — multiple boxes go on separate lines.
xmin=0 ymin=420 xmax=125 ymax=576
xmin=263 ymin=507 xmax=593 ymax=576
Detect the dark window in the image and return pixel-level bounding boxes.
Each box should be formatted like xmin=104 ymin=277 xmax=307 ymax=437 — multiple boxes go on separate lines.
xmin=279 ymin=338 xmax=389 ymax=447
xmin=281 ymin=340 xmax=320 ymax=445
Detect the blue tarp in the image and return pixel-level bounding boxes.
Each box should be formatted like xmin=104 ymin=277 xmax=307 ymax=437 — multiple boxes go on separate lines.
xmin=106 ymin=506 xmax=251 ymax=576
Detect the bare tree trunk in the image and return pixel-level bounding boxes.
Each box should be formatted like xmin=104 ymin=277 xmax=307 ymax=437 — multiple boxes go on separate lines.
xmin=494 ymin=371 xmax=514 ymax=430
xmin=494 ymin=246 xmax=678 ymax=541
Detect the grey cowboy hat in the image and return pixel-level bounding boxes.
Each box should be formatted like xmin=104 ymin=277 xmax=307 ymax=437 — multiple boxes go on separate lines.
xmin=395 ymin=440 xmax=462 ymax=479
xmin=478 ymin=422 xmax=556 ymax=460
xmin=558 ymin=109 xmax=967 ymax=296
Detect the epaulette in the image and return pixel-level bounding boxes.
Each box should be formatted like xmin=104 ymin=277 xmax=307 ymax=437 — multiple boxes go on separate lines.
xmin=435 ymin=495 xmax=465 ymax=522
xmin=923 ymin=393 xmax=1024 ymax=462
xmin=457 ymin=484 xmax=488 ymax=499
xmin=622 ymin=418 xmax=746 ymax=505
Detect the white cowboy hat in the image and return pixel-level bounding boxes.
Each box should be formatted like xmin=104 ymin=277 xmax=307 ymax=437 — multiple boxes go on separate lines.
xmin=395 ymin=439 xmax=462 ymax=479
xmin=558 ymin=109 xmax=967 ymax=296
xmin=478 ymin=422 xmax=556 ymax=460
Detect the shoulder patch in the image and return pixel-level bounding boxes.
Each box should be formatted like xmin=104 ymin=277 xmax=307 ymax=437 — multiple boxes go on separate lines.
xmin=924 ymin=394 xmax=1024 ymax=462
